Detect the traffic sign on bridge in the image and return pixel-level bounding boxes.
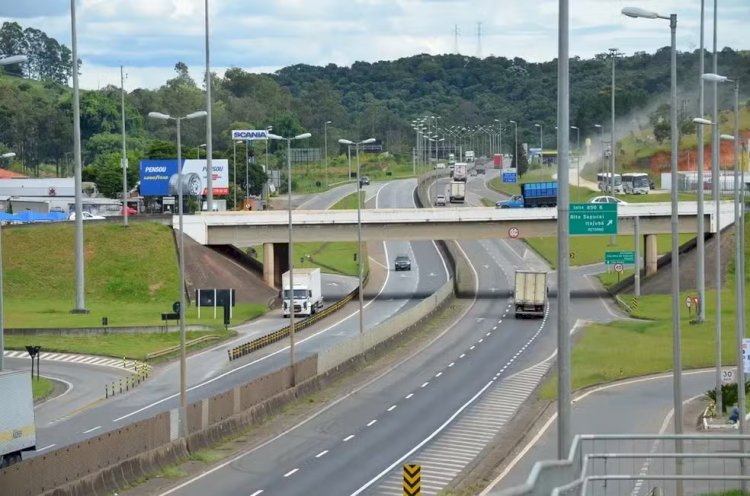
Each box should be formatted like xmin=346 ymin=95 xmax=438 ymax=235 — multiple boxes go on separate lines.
xmin=605 ymin=250 xmax=635 ymax=265
xmin=570 ymin=203 xmax=618 ymax=235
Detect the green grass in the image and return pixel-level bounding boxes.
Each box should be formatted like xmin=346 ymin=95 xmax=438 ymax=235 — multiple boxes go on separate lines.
xmin=253 ymin=192 xmax=368 ymax=277
xmin=32 ymin=377 xmax=54 ymax=401
xmin=597 ymin=268 xmax=635 ymax=288
xmin=285 ymin=156 xmax=415 ymax=194
xmin=526 ymin=233 xmax=694 ymax=268
xmin=5 ymin=329 xmax=237 ymax=361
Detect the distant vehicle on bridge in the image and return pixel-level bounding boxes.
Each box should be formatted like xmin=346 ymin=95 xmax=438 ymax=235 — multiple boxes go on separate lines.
xmin=496 ymin=182 xmax=558 ymax=208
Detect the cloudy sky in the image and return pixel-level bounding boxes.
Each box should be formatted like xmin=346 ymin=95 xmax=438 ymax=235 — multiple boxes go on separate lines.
xmin=1 ymin=0 xmax=748 ymax=90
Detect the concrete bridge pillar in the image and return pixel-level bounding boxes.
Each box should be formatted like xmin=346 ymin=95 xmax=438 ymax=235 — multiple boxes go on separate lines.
xmin=645 ymin=234 xmax=658 ymax=276
xmin=263 ymin=242 xmax=275 ymax=287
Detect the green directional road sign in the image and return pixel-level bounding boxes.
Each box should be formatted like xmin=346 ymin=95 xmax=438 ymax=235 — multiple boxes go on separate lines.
xmin=569 ymin=203 xmax=618 ymax=235
xmin=605 ymin=250 xmax=635 ymax=265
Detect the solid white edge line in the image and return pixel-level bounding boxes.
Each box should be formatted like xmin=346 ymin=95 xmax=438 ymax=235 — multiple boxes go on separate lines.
xmin=33 ymin=375 xmax=74 ymax=409
xmin=83 ymin=426 xmax=101 ymax=434
xmin=35 ymin=444 xmax=56 ymax=452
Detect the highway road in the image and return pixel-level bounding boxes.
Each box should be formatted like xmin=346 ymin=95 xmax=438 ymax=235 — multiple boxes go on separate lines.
xmin=487 ymin=369 xmax=717 ymax=495
xmin=29 ymin=178 xmax=450 ymax=456
xmin=151 ymin=173 xmax=621 ymax=496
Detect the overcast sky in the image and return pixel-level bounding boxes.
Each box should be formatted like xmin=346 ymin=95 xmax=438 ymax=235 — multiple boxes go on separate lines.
xmin=1 ymin=0 xmax=748 ymax=90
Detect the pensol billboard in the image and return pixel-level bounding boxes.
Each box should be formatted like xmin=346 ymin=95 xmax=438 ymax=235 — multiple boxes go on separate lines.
xmin=139 ymin=159 xmax=229 ymax=196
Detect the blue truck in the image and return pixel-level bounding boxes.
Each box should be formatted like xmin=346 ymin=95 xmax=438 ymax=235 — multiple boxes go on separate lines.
xmin=496 ymin=181 xmax=558 ymax=208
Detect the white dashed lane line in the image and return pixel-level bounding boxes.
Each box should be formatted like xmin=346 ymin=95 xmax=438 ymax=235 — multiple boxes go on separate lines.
xmin=367 ymin=419 xmax=378 ymax=427
xmin=435 ymin=372 xmax=443 ymax=378
xmin=387 ymin=405 xmax=397 ymax=412
xmin=421 ymin=382 xmax=430 ymax=388
xmin=405 ymin=393 xmax=414 ymax=399
xmin=283 ymin=468 xmax=299 ymax=478
xmin=343 ymin=435 xmax=355 ymax=442
xmin=315 ymin=450 xmax=328 ymax=458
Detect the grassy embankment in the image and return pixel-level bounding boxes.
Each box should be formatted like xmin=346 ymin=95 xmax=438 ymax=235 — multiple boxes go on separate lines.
xmin=253 ymin=192 xmax=368 ymax=278
xmin=3 ymin=222 xmax=265 ymax=358
xmin=32 ymin=377 xmax=54 ymax=401
xmin=287 ymin=155 xmax=414 ymax=193
xmin=539 ymin=217 xmax=750 ymax=398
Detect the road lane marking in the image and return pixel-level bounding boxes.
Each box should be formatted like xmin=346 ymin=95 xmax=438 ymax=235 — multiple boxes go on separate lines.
xmin=83 ymin=426 xmax=101 ymax=434
xmin=470 ymin=346 xmax=475 ymax=350
xmin=367 ymin=419 xmax=377 ymax=427
xmin=448 ymin=362 xmax=455 ymax=367
xmin=460 ymin=353 xmax=466 ymax=358
xmin=421 ymin=382 xmax=429 ymax=388
xmin=478 ymin=338 xmax=484 ymax=343
xmin=315 ymin=450 xmax=328 ymax=458
xmin=406 ymin=393 xmax=414 ymax=399
xmin=387 ymin=405 xmax=397 ymax=412
xmin=283 ymin=468 xmax=299 ymax=478
xmin=36 ymin=444 xmax=56 ymax=452
xmin=435 ymin=372 xmax=443 ymax=378
xmin=343 ymin=435 xmax=355 ymax=442
xmin=249 ymin=490 xmax=264 ymax=496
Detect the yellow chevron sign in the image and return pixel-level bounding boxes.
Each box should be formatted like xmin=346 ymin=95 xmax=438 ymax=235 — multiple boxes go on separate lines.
xmin=403 ymin=463 xmax=421 ymax=495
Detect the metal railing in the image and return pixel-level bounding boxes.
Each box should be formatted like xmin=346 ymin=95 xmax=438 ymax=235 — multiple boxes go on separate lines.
xmin=496 ymin=434 xmax=750 ymax=496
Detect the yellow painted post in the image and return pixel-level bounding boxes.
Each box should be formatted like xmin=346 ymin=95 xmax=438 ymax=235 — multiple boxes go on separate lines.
xmin=403 ymin=464 xmax=421 ymax=495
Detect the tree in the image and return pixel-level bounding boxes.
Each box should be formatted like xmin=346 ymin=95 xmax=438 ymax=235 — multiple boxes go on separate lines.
xmin=513 ymin=143 xmax=529 ymax=177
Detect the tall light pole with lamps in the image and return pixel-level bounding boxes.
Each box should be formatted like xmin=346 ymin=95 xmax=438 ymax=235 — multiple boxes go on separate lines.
xmin=196 ymin=143 xmax=206 ymax=159
xmin=203 ymin=0 xmax=214 ymax=212
xmin=324 ymin=121 xmax=332 ymax=188
xmin=70 ymin=0 xmax=87 ymax=313
xmin=622 ymin=7 xmax=683 ymax=479
xmin=120 ymin=66 xmax=129 ymax=227
xmin=534 ymin=123 xmax=543 ymax=167
xmin=509 ymin=120 xmax=518 ymax=169
xmin=268 ymin=132 xmax=312 ymax=381
xmin=147 ymin=110 xmax=207 ymax=428
xmin=339 ymin=138 xmax=375 ymax=338
xmin=0 ymin=151 xmax=17 ymax=370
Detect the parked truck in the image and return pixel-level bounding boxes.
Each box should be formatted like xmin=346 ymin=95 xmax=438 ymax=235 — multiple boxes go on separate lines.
xmin=514 ymin=270 xmax=548 ymax=318
xmin=281 ymin=267 xmax=323 ymax=317
xmin=465 ymin=151 xmax=475 ymax=163
xmin=497 ymin=181 xmax=557 ymax=208
xmin=0 ymin=370 xmax=36 ymax=468
xmin=452 ymin=162 xmax=467 ymax=182
xmin=449 ymin=181 xmax=465 ymax=203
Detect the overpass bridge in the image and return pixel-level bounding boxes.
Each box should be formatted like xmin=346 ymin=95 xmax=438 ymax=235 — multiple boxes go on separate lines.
xmin=178 ymin=202 xmax=735 ymax=287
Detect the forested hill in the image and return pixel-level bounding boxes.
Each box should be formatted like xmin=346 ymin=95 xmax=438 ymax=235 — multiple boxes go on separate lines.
xmin=0 ymin=20 xmax=748 ymax=197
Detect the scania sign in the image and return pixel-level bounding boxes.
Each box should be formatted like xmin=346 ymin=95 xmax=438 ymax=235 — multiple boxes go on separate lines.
xmin=232 ymin=129 xmax=269 ymax=140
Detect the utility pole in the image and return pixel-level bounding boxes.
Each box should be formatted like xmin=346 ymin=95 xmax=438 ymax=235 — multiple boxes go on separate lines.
xmin=454 ymin=24 xmax=460 ymax=54
xmin=120 ymin=66 xmax=128 ymax=227
xmin=609 ymin=47 xmax=619 ymax=245
xmin=476 ymin=22 xmax=482 ymax=59
xmin=204 ymin=0 xmax=214 ymax=212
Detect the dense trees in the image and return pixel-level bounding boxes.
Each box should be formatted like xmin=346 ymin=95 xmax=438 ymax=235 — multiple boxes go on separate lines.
xmin=1 ymin=21 xmax=749 ymax=199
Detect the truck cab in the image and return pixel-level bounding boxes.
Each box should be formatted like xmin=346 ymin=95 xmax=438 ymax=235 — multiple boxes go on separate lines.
xmin=281 ymin=268 xmax=323 ymax=317
xmin=496 ymin=195 xmax=524 ymax=208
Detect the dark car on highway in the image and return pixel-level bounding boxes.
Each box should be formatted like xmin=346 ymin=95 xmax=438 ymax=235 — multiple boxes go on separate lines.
xmin=394 ymin=255 xmax=411 ymax=271
xmin=359 ymin=176 xmax=370 ymax=187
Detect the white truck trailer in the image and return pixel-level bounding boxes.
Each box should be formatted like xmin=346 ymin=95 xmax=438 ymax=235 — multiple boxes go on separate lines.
xmin=514 ymin=270 xmax=548 ymax=318
xmin=0 ymin=370 xmax=36 ymax=468
xmin=452 ymin=162 xmax=467 ymax=182
xmin=449 ymin=181 xmax=465 ymax=203
xmin=282 ymin=267 xmax=323 ymax=317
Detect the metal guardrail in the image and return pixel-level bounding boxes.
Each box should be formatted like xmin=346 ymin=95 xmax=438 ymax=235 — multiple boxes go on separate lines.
xmin=494 ymin=434 xmax=750 ymax=496
xmin=227 ymin=287 xmax=359 ymax=361
xmin=145 ymin=334 xmax=220 ymax=360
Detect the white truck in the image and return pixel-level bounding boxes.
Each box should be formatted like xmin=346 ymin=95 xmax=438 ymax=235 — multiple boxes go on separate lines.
xmin=465 ymin=150 xmax=475 ymax=163
xmin=514 ymin=270 xmax=548 ymax=318
xmin=452 ymin=162 xmax=467 ymax=182
xmin=281 ymin=267 xmax=323 ymax=317
xmin=0 ymin=370 xmax=36 ymax=468
xmin=448 ymin=153 xmax=456 ymax=165
xmin=449 ymin=181 xmax=465 ymax=203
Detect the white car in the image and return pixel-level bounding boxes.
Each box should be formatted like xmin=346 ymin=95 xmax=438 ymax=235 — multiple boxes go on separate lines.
xmin=588 ymin=196 xmax=628 ymax=205
xmin=68 ymin=211 xmax=106 ymax=221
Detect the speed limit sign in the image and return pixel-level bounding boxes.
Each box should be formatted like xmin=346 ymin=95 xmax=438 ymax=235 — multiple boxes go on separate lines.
xmin=722 ymin=369 xmax=736 ymax=384
xmin=508 ymin=227 xmax=520 ymax=239
xmin=613 ymin=263 xmax=624 ymax=273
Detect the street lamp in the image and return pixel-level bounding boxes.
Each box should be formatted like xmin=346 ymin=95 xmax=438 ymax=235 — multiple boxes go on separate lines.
xmin=324 ymin=121 xmax=332 ymax=188
xmin=268 ymin=132 xmax=312 ymax=381
xmin=70 ymin=0 xmax=86 ymax=314
xmin=120 ymin=66 xmax=130 ymax=228
xmin=338 ymin=138 xmax=375 ymax=338
xmin=509 ymin=120 xmax=518 ymax=169
xmin=623 ymin=6 xmax=683 ymax=474
xmin=147 ymin=110 xmax=208 ymax=429
xmin=203 ymin=0 xmax=214 ymax=212
xmin=196 ymin=143 xmax=206 ymax=159
xmin=534 ymin=124 xmax=543 ymax=168
xmin=571 ymin=125 xmax=580 ymax=199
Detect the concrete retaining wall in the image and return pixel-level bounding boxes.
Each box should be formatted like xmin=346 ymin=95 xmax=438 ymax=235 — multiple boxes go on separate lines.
xmin=318 ymin=280 xmax=453 ymax=374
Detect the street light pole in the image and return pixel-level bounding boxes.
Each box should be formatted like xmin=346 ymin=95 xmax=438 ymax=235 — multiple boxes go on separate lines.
xmin=232 ymin=140 xmax=237 ymax=209
xmin=268 ymin=132 xmax=312 ymax=382
xmin=711 ymin=0 xmax=723 ymax=418
xmin=623 ymin=9 xmax=682 ymax=488
xmin=120 ymin=66 xmax=129 ymax=227
xmin=324 ymin=121 xmax=331 ymax=188
xmin=204 ymin=0 xmax=213 ymax=212
xmin=535 ymin=123 xmax=543 ymax=167
xmin=696 ymin=0 xmax=707 ymax=323
xmin=148 ymin=110 xmax=208 ymax=430
xmin=509 ymin=120 xmax=518 ymax=169
xmin=70 ymin=0 xmax=86 ymax=314
xmin=556 ymin=0 xmax=572 ymax=459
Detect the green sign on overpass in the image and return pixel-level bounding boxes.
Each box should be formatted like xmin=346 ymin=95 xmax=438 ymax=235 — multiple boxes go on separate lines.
xmin=569 ymin=203 xmax=618 ymax=235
